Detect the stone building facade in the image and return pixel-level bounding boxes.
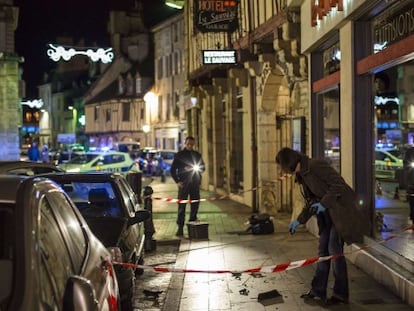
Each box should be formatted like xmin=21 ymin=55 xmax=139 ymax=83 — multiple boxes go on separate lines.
xmin=83 ymin=4 xmax=153 ymax=148
xmin=151 ymin=12 xmax=187 ymax=151
xmin=0 ymin=0 xmax=21 ymax=160
xmin=183 ymin=0 xmax=308 ymax=214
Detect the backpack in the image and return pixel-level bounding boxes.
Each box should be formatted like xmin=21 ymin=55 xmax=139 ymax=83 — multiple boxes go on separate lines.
xmin=247 ymin=213 xmax=274 ymax=234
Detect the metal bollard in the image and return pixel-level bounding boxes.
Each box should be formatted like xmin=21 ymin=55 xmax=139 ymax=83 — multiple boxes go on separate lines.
xmin=143 ymin=186 xmax=156 ymax=251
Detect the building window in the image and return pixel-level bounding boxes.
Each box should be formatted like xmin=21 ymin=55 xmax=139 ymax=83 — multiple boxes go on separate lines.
xmin=122 ymin=102 xmax=130 ymax=122
xmin=157 ymin=58 xmax=162 ymax=80
xmin=158 ymin=95 xmax=163 ymax=121
xmin=140 ymin=106 xmax=144 ymax=120
xmin=174 ymin=52 xmax=179 ymax=74
xmin=173 ymin=23 xmax=178 ymax=42
xmin=323 ymin=43 xmax=341 ymax=76
xmin=118 ymin=76 xmax=125 ymax=94
xmin=94 ymin=106 xmax=99 ymax=121
xmin=166 ymin=94 xmax=171 ymax=121
xmin=135 ymin=75 xmax=142 ymax=95
xmin=126 ymin=74 xmax=133 ymax=95
xmin=320 ymin=88 xmax=340 ymax=173
xmin=106 ymin=109 xmax=111 ymax=122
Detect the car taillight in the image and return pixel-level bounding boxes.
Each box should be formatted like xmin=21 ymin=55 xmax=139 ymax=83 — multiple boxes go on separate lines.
xmin=107 ymin=247 xmax=123 ymax=262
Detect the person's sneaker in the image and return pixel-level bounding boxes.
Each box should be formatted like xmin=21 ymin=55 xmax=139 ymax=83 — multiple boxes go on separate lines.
xmin=176 ymin=227 xmax=184 ymax=237
xmin=300 ymin=289 xmax=327 ymax=303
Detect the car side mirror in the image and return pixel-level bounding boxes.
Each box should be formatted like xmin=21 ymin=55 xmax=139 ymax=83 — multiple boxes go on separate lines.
xmin=129 ymin=209 xmax=150 ymax=225
xmin=63 ymin=276 xmax=98 ymax=311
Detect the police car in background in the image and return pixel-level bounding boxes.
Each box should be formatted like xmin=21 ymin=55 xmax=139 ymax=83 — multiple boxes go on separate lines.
xmin=375 ymin=149 xmax=403 ymax=180
xmin=59 ymin=150 xmax=134 ymax=174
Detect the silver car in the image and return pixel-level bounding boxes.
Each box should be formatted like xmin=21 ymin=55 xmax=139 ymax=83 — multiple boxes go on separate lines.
xmin=0 ymin=175 xmax=120 ymax=311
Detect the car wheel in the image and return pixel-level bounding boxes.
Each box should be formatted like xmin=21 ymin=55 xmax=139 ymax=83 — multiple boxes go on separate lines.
xmin=116 ymin=267 xmax=135 ymax=311
xmin=121 ymin=287 xmax=134 ymax=311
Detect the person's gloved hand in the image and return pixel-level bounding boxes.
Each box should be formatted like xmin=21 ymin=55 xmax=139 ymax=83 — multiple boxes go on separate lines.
xmin=288 ymin=220 xmax=300 ymax=234
xmin=310 ymin=202 xmax=326 ymax=214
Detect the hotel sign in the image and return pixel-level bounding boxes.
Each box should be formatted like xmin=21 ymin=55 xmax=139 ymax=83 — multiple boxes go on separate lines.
xmin=194 ymin=0 xmax=238 ymax=33
xmin=202 ymin=50 xmax=237 ymax=65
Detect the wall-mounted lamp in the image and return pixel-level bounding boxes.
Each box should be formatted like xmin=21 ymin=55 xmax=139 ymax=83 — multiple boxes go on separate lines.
xmin=165 ymin=0 xmax=184 ymax=9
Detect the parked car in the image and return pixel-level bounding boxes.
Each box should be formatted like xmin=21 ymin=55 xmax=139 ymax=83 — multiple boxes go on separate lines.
xmin=137 ymin=148 xmax=160 ymax=175
xmin=59 ymin=150 xmax=134 ymax=175
xmin=112 ymin=141 xmax=141 ymax=159
xmin=0 ymin=175 xmax=120 ymax=311
xmin=0 ymin=160 xmax=64 ymax=176
xmin=158 ymin=149 xmax=177 ymax=175
xmin=375 ymin=149 xmax=403 ymax=180
xmin=44 ymin=172 xmax=150 ymax=311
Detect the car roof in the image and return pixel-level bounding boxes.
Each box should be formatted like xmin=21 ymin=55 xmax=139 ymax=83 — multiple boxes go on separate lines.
xmin=41 ymin=171 xmax=123 ymax=182
xmin=375 ymin=149 xmax=401 ymax=159
xmin=0 ymin=161 xmax=63 ymax=170
xmin=84 ymin=150 xmax=131 ymax=156
xmin=0 ymin=175 xmax=29 ymax=203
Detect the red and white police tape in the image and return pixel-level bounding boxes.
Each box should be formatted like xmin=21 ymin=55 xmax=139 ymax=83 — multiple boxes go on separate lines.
xmin=113 ymin=224 xmax=414 ymax=274
xmin=148 ymin=174 xmax=292 ymax=204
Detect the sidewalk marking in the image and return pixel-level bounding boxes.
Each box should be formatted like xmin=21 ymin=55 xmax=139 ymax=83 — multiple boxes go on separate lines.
xmin=113 ymin=224 xmax=414 ymax=274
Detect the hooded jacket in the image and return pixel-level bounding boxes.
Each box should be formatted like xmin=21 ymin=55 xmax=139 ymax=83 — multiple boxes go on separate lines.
xmin=295 ymin=154 xmax=371 ymax=245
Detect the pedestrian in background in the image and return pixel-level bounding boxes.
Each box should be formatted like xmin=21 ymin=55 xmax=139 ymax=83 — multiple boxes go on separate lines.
xmin=275 ymin=147 xmax=370 ymax=305
xmin=41 ymin=144 xmax=50 ymax=163
xmin=28 ymin=142 xmax=41 ymax=162
xmin=170 ymin=136 xmax=205 ymax=237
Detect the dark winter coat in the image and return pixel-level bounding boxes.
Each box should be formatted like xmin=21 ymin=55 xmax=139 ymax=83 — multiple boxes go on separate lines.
xmin=295 ymin=154 xmax=371 ymax=245
xmin=170 ymin=149 xmax=205 ymax=185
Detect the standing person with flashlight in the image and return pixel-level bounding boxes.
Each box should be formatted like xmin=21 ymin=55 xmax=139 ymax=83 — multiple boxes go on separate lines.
xmin=171 ymin=136 xmax=206 ymax=237
xmin=275 ymin=147 xmax=370 ymax=305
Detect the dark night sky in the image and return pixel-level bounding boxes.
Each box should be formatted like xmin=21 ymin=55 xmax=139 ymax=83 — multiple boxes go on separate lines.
xmin=14 ymin=0 xmax=178 ymax=98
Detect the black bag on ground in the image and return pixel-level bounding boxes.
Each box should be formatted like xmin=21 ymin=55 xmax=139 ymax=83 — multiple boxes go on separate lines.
xmin=248 ymin=213 xmax=274 ymax=234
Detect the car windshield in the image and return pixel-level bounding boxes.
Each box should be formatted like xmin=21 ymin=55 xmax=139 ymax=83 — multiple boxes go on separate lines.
xmin=66 ymin=154 xmax=100 ymax=164
xmin=386 ymin=149 xmax=404 ymax=159
xmin=59 ymin=182 xmax=121 ymax=217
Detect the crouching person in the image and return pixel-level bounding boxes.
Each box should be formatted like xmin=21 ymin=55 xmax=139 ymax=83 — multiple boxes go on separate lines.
xmin=275 ymin=147 xmax=370 ymax=305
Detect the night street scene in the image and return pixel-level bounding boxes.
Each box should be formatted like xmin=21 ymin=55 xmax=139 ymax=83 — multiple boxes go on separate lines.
xmin=1 ymin=0 xmax=414 ymax=310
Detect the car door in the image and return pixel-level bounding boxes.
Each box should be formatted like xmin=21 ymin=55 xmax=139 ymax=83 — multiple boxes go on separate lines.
xmin=116 ymin=178 xmax=144 ymax=262
xmin=42 ymin=190 xmax=113 ymax=309
xmin=37 ymin=196 xmax=78 ymax=308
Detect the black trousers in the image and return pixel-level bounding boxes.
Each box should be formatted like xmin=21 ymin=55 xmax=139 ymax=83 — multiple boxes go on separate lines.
xmin=176 ymin=182 xmax=200 ymax=227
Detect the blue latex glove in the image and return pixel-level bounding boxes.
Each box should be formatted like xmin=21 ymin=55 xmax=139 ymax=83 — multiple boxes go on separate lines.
xmin=310 ymin=202 xmax=326 ymax=214
xmin=288 ymin=220 xmax=300 ymax=234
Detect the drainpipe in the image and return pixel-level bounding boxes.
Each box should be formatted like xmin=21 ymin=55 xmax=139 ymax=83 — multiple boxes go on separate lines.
xmin=250 ymin=76 xmax=259 ymax=213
